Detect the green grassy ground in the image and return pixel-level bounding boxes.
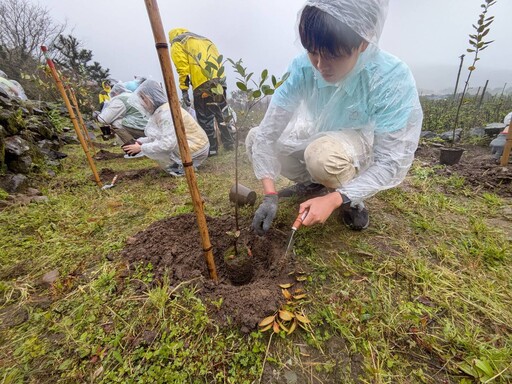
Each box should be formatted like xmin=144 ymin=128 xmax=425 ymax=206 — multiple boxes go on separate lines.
xmin=0 ymin=142 xmax=511 ymax=383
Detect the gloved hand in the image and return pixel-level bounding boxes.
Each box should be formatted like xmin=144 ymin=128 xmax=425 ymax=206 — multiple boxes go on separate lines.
xmin=182 ymin=90 xmax=191 ymax=107
xmin=252 ymin=194 xmax=278 ymax=236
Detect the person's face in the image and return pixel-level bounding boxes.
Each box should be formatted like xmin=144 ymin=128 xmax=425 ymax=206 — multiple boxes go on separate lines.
xmin=307 ymin=42 xmax=368 ymax=83
xmin=139 ymin=92 xmax=155 ymax=114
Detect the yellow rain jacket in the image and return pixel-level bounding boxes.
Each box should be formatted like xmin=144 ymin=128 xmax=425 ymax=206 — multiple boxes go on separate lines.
xmin=98 ymin=81 xmax=111 ymax=104
xmin=169 ymin=28 xmax=225 ymax=91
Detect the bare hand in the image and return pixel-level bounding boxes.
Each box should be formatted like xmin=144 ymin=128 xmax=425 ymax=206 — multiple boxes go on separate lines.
xmin=300 ymin=192 xmax=343 ymax=226
xmin=123 ymin=143 xmax=141 ymax=155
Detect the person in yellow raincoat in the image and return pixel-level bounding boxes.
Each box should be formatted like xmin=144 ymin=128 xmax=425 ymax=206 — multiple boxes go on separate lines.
xmin=98 ymin=80 xmax=112 ymax=110
xmin=169 ymin=28 xmax=234 ymax=156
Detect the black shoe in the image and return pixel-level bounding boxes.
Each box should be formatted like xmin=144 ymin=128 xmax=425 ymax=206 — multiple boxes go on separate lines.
xmin=165 ymin=165 xmax=185 ymax=177
xmin=208 ymin=150 xmax=218 ymax=157
xmin=340 ymin=204 xmax=369 ymax=231
xmin=277 ymin=182 xmax=328 ymax=198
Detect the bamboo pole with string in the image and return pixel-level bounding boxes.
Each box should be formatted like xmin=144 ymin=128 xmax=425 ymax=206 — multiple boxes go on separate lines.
xmin=143 ymin=0 xmax=218 ymax=281
xmin=41 ymin=45 xmax=102 ymax=187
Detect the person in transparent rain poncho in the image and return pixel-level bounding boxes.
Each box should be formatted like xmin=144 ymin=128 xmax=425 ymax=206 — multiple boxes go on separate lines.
xmin=123 ymin=80 xmax=210 ymax=176
xmin=246 ymin=0 xmax=423 ymax=234
xmin=96 ymin=83 xmax=148 ymax=158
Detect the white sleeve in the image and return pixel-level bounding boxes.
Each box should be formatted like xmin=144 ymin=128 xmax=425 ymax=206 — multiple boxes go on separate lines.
xmin=97 ymin=99 xmax=126 ymax=125
xmin=139 ymin=109 xmax=177 ymax=155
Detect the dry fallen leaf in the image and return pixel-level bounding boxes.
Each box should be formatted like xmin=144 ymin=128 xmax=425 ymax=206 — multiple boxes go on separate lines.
xmin=296 ymin=276 xmax=308 ymax=282
xmin=288 ymin=319 xmax=297 ymax=335
xmin=259 ymin=323 xmax=273 ymax=332
xmin=277 ymin=320 xmax=289 ymax=333
xmin=293 ymin=294 xmax=307 ymax=300
xmin=279 ymin=283 xmax=294 ymax=289
xmin=279 ymin=310 xmax=294 ymax=321
xmin=282 ymin=289 xmax=292 ymax=300
xmin=296 ymin=314 xmax=311 ymax=324
xmin=259 ymin=315 xmax=275 ymax=327
xmin=273 ymin=321 xmax=280 ymax=333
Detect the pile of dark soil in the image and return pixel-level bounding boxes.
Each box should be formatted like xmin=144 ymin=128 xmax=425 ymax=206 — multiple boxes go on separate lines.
xmin=121 ymin=214 xmax=300 ymax=330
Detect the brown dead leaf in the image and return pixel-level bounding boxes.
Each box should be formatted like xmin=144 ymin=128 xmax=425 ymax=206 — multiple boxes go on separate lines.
xmin=293 ymin=294 xmax=307 ymax=300
xmin=259 ymin=323 xmax=273 ymax=332
xmin=282 ymin=289 xmax=292 ymax=300
xmin=296 ymin=314 xmax=311 ymax=324
xmin=296 ymin=276 xmax=308 ymax=282
xmin=288 ymin=319 xmax=297 ymax=335
xmin=278 ymin=310 xmax=294 ymax=321
xmin=277 ymin=320 xmax=289 ymax=333
xmin=273 ymin=321 xmax=280 ymax=333
xmin=259 ymin=315 xmax=276 ymax=327
xmin=279 ymin=283 xmax=294 ymax=289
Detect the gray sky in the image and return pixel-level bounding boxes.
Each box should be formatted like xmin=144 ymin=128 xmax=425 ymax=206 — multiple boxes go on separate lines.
xmin=39 ymin=0 xmax=512 ymax=94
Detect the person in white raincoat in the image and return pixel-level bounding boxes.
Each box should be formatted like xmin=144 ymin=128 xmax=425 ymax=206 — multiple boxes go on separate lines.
xmin=246 ymin=0 xmax=423 ymax=234
xmin=123 ymin=80 xmax=210 ymax=176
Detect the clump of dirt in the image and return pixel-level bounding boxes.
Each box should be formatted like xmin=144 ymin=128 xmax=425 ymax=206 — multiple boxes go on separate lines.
xmin=416 ymin=144 xmax=512 ymax=196
xmin=121 ymin=214 xmax=298 ymax=329
xmin=94 ymin=149 xmax=124 ymax=160
xmin=98 ymin=167 xmax=165 ymax=184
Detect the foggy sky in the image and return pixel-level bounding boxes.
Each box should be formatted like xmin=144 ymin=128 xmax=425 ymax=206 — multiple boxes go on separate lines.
xmin=38 ymin=0 xmax=512 ymax=93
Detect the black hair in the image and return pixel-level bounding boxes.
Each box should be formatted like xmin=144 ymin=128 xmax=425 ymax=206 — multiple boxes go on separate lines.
xmin=299 ymin=5 xmax=365 ymax=58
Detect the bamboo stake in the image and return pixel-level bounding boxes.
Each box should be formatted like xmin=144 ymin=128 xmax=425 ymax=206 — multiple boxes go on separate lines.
xmin=143 ymin=0 xmax=218 ymax=281
xmin=500 ymin=118 xmax=512 ymax=166
xmin=68 ymin=87 xmax=96 ymax=155
xmin=41 ymin=45 xmax=102 ymax=187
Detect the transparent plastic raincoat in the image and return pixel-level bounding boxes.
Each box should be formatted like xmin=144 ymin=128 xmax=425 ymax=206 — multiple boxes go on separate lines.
xmin=250 ymin=0 xmax=423 ymax=204
xmin=97 ymin=84 xmax=148 ymax=131
xmin=136 ymin=80 xmax=209 ymax=167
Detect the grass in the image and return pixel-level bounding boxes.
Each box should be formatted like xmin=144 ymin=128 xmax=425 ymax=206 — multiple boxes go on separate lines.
xmin=0 ymin=141 xmax=511 ymax=383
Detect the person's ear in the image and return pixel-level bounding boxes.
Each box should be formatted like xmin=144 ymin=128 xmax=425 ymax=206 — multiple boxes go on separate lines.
xmin=360 ymin=41 xmax=369 ymax=53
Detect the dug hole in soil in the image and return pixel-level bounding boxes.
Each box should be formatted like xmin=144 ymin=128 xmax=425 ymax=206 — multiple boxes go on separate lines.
xmin=121 ymin=214 xmax=299 ymax=330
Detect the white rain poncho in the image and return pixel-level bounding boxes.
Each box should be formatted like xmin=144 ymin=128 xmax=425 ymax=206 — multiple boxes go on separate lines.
xmin=98 ymin=85 xmax=148 ymax=131
xmin=136 ymin=80 xmax=209 ymax=167
xmin=249 ymin=0 xmax=423 ymax=204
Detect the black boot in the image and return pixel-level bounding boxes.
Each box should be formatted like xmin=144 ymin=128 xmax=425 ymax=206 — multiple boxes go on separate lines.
xmin=340 ymin=204 xmax=369 ymax=231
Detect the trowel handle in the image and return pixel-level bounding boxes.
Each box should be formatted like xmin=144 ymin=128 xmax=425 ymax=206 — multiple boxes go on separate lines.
xmin=292 ymin=210 xmax=308 ymax=231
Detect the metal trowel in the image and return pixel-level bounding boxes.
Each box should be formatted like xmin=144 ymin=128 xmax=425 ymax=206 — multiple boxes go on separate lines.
xmin=284 ymin=209 xmax=309 ymax=259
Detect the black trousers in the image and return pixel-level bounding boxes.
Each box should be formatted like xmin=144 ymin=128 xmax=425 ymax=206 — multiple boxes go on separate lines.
xmin=193 ymin=80 xmax=234 ymax=152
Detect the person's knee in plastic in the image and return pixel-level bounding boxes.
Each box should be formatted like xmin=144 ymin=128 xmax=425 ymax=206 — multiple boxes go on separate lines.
xmin=303 ymin=135 xmax=358 ymax=189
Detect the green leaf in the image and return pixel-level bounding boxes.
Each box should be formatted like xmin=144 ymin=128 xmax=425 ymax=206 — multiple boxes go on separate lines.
xmin=216 ymin=83 xmax=224 ymax=95
xmin=271 ymin=75 xmax=277 ymax=87
xmin=252 ymin=90 xmax=262 ymax=99
xmin=200 ymin=68 xmax=211 ymax=79
xmin=197 ymin=52 xmax=202 ymax=61
xmin=246 ymin=72 xmax=254 ymax=83
xmin=236 ymin=82 xmax=247 ymax=92
xmin=217 ymin=66 xmax=225 ymax=77
xmin=467 ymin=49 xmax=475 ymax=53
xmin=474 ymin=359 xmax=494 ymax=377
xmin=112 ymin=350 xmax=123 ymax=364
xmin=216 ymin=54 xmax=223 ymax=65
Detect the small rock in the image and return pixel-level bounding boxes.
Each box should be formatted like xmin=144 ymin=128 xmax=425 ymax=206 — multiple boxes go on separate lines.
xmin=62 ymin=126 xmax=72 ymax=133
xmin=5 ymin=136 xmax=30 ymax=156
xmin=60 ymin=135 xmax=79 ymax=145
xmin=42 ymin=269 xmax=59 ymax=285
xmin=26 ymin=188 xmax=42 ymax=196
xmin=440 ymin=129 xmax=462 ymax=142
xmin=32 ymin=108 xmax=45 ymax=116
xmin=284 ymin=370 xmax=298 ymax=384
xmin=31 ymin=196 xmax=49 ymax=204
xmin=47 ymin=170 xmax=57 ymax=177
xmin=8 ymin=154 xmax=33 ymax=174
xmin=126 ymin=237 xmax=137 ymax=245
xmin=420 ymin=131 xmax=439 ymax=139
xmin=469 ymin=127 xmax=485 ymax=137
xmin=0 ymin=173 xmax=28 ymax=193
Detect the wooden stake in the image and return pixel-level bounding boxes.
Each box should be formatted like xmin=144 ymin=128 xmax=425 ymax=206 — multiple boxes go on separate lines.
xmin=68 ymin=87 xmax=96 ymax=156
xmin=143 ymin=0 xmax=218 ymax=281
xmin=41 ymin=45 xmax=102 ymax=187
xmin=500 ymin=118 xmax=512 ymax=166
